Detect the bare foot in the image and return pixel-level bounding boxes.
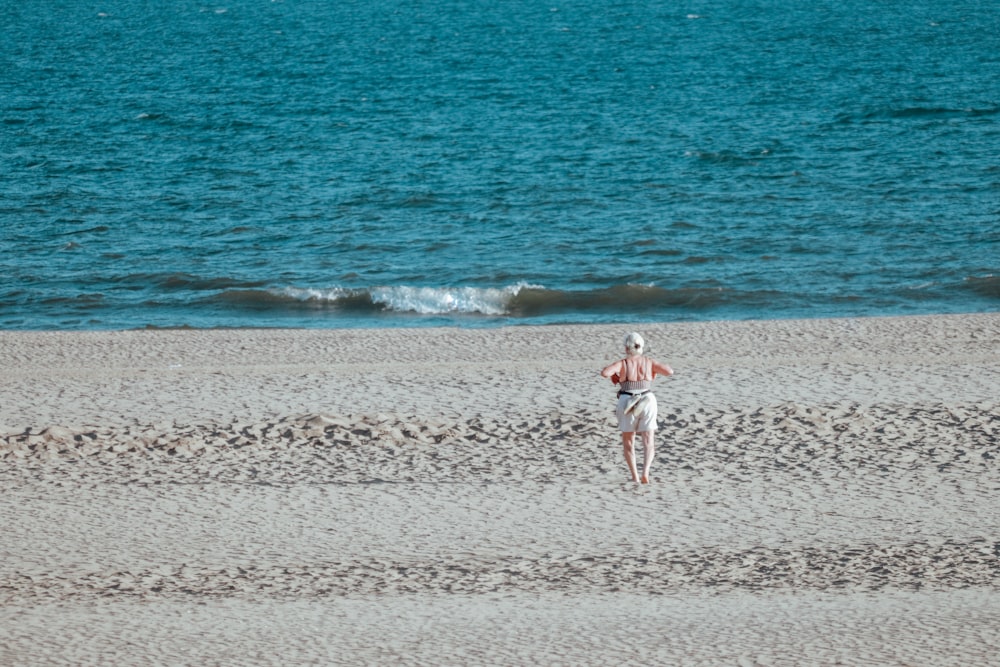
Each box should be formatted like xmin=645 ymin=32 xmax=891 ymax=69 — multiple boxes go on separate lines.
xmin=640 ymin=474 xmax=650 ymax=484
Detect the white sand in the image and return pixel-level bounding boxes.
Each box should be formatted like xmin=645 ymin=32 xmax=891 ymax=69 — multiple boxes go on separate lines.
xmin=2 ymin=314 xmax=999 ymax=665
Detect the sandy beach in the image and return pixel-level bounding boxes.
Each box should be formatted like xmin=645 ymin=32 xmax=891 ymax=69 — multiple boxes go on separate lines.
xmin=2 ymin=313 xmax=999 ymax=665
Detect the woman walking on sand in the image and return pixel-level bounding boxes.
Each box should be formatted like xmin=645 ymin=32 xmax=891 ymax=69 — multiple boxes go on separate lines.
xmin=601 ymin=332 xmax=673 ymax=483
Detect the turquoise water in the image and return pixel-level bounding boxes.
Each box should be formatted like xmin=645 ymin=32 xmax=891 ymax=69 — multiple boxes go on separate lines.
xmin=3 ymin=0 xmax=998 ymax=329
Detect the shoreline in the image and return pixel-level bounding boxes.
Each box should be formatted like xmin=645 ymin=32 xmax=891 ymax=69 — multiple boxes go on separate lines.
xmin=2 ymin=312 xmax=999 ymax=665
xmin=2 ymin=312 xmax=998 ymax=427
xmin=6 ymin=304 xmax=1000 ymax=333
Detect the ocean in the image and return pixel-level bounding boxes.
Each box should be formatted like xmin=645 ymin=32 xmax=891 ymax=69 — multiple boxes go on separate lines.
xmin=2 ymin=0 xmax=998 ymax=330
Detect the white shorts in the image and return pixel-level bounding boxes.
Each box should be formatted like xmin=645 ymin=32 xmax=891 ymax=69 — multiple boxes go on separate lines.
xmin=615 ymin=392 xmax=657 ymax=433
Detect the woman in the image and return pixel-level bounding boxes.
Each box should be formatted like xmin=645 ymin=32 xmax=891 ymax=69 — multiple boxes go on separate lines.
xmin=600 ymin=332 xmax=673 ymax=483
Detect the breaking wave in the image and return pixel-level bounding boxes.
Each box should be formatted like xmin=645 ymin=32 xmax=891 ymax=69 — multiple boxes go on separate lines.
xmin=207 ymin=283 xmax=782 ymax=319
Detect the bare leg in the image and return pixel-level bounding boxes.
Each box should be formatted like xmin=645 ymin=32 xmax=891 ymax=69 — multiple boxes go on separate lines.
xmin=621 ymin=432 xmax=640 ymax=482
xmin=640 ymin=430 xmax=655 ymax=483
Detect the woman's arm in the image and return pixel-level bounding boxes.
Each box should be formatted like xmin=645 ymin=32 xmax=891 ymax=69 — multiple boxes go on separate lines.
xmin=651 ymin=359 xmax=674 ymax=378
xmin=600 ymin=359 xmax=624 ymax=383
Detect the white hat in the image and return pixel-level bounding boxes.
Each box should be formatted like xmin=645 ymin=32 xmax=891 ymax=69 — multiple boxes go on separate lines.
xmin=624 ymin=332 xmax=644 ymax=356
